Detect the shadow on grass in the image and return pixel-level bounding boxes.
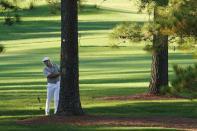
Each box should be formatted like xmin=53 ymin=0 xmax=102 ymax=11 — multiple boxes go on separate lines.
xmin=0 ymin=109 xmax=44 ymax=117
xmin=0 ymin=20 xmax=145 ymax=41
xmin=0 ymin=3 xmax=147 ymax=41
xmin=80 ymin=87 xmax=147 ymax=98
xmin=0 ymin=4 xmax=142 ymax=17
xmin=0 ymin=103 xmax=186 ymax=131
xmin=79 ymin=5 xmax=118 ymax=15
xmin=0 ymin=85 xmax=45 ymax=90
xmin=79 ymin=21 xmax=145 ymax=31
xmin=0 ymin=72 xmax=43 ymax=78
xmin=0 ymin=124 xmax=181 ymax=131
xmin=80 ymin=77 xmax=150 ymax=84
xmin=85 ymin=101 xmax=197 ymax=118
xmin=80 ymin=70 xmax=150 ymax=76
xmin=0 ymin=62 xmax=43 ymax=72
xmin=80 ymin=54 xmax=152 ymax=64
xmin=0 ymin=46 xmax=60 ymax=69
xmin=169 ymin=53 xmax=194 ymax=60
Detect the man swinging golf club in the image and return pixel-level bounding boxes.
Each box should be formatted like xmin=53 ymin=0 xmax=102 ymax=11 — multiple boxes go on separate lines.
xmin=42 ymin=57 xmax=60 ymax=115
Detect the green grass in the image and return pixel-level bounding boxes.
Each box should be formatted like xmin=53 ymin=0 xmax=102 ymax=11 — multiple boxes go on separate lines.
xmin=0 ymin=0 xmax=196 ymax=131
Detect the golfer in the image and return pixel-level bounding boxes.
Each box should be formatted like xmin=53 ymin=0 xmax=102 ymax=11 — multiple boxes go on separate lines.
xmin=42 ymin=57 xmax=60 ymax=115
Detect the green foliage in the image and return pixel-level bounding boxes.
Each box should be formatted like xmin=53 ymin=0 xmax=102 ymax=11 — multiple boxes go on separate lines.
xmin=157 ymin=0 xmax=197 ymax=47
xmin=160 ymin=64 xmax=197 ymax=99
xmin=4 ymin=17 xmax=14 ymax=25
xmin=110 ymin=23 xmax=143 ymax=42
xmin=167 ymin=0 xmax=197 ymax=38
xmin=136 ymin=0 xmax=168 ymax=15
xmin=46 ymin=0 xmax=60 ymax=14
xmin=159 ymin=86 xmax=178 ymax=97
xmin=110 ymin=22 xmax=170 ymax=53
xmin=0 ymin=0 xmax=17 ymax=10
xmin=0 ymin=0 xmax=21 ymax=25
xmin=176 ymin=37 xmax=196 ymax=50
xmin=170 ymin=64 xmax=197 ymax=99
xmin=113 ymin=0 xmax=197 ymax=53
xmin=138 ymin=0 xmax=169 ymax=6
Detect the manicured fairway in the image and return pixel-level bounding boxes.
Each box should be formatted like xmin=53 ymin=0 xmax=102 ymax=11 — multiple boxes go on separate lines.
xmin=0 ymin=0 xmax=196 ymax=130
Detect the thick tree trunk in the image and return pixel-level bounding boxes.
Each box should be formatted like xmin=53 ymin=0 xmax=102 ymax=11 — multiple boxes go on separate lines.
xmin=56 ymin=0 xmax=83 ymax=115
xmin=148 ymin=34 xmax=168 ymax=94
xmin=148 ymin=4 xmax=169 ymax=95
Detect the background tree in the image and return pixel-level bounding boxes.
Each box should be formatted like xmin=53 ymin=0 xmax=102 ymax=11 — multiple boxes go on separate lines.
xmin=143 ymin=0 xmax=169 ymax=95
xmin=158 ymin=0 xmax=197 ymax=98
xmin=0 ymin=0 xmax=21 ymax=25
xmin=111 ymin=0 xmax=169 ymax=95
xmin=163 ymin=0 xmax=197 ymax=45
xmin=152 ymin=0 xmax=197 ymax=97
xmin=111 ymin=0 xmax=197 ymax=95
xmin=56 ymin=0 xmax=83 ymax=115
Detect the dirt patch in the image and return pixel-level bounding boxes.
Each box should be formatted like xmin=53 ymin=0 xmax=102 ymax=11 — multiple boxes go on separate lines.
xmin=17 ymin=93 xmax=194 ymax=130
xmin=94 ymin=93 xmax=187 ymax=101
xmin=17 ymin=115 xmax=197 ymax=130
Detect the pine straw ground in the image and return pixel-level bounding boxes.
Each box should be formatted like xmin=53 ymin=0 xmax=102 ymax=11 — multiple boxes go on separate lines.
xmin=17 ymin=93 xmax=197 ymax=131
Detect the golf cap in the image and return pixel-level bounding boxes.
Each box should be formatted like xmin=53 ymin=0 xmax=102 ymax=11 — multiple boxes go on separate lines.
xmin=42 ymin=57 xmax=50 ymax=62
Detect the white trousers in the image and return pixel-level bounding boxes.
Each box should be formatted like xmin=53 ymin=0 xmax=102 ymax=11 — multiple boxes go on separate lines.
xmin=45 ymin=81 xmax=60 ymax=115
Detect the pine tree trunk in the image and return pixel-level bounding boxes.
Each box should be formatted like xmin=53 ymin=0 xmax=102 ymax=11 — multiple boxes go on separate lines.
xmin=56 ymin=0 xmax=83 ymax=115
xmin=148 ymin=34 xmax=168 ymax=94
xmin=147 ymin=4 xmax=169 ymax=95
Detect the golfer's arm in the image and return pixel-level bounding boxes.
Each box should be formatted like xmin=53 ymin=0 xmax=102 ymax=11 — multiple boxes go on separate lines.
xmin=47 ymin=73 xmax=59 ymax=78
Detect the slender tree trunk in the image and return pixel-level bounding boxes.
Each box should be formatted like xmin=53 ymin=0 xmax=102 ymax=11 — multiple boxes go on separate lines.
xmin=56 ymin=0 xmax=83 ymax=115
xmin=148 ymin=34 xmax=168 ymax=94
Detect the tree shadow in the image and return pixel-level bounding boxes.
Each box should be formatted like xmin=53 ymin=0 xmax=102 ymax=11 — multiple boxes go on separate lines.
xmin=0 ymin=109 xmax=43 ymax=117
xmin=84 ymin=101 xmax=197 ymax=118
xmin=0 ymin=20 xmax=146 ymax=41
xmin=0 ymin=3 xmax=147 ymax=41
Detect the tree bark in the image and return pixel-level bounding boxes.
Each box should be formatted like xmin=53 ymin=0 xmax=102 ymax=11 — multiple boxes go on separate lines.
xmin=56 ymin=0 xmax=83 ymax=115
xmin=148 ymin=34 xmax=168 ymax=94
xmin=147 ymin=5 xmax=169 ymax=95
